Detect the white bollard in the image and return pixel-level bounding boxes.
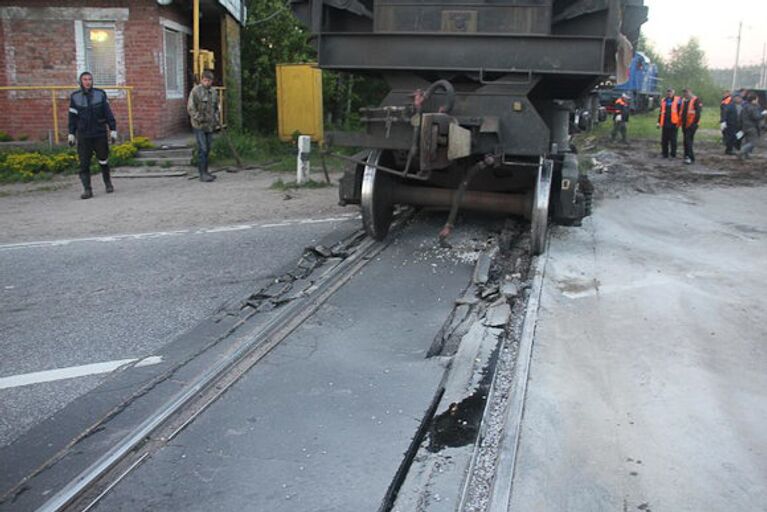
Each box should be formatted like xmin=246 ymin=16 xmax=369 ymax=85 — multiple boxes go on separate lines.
xmin=296 ymin=135 xmax=311 ymax=185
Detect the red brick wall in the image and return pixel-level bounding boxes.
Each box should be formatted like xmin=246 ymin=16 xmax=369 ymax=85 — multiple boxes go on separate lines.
xmin=0 ymin=1 xmax=195 ymax=143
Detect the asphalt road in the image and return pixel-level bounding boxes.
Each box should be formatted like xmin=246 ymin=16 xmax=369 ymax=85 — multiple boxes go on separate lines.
xmin=89 ymin=216 xmax=479 ymax=512
xmin=0 ymin=216 xmax=359 ymax=448
xmin=510 ymin=186 xmax=767 ymax=511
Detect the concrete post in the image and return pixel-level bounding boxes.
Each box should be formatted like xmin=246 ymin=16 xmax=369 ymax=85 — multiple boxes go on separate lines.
xmin=297 ymin=135 xmax=311 ymax=185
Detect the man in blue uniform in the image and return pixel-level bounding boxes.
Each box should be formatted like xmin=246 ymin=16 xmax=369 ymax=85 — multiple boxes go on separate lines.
xmin=68 ymin=71 xmax=117 ymax=199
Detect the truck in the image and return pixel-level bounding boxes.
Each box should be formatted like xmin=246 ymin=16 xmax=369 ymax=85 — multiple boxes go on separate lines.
xmin=599 ymin=51 xmax=660 ymax=113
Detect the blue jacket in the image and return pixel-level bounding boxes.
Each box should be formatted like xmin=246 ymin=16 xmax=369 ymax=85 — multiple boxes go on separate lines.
xmin=68 ymin=87 xmax=116 ymax=138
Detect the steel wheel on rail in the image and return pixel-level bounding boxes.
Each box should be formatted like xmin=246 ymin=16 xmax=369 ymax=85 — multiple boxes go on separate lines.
xmin=360 ymin=149 xmax=395 ymax=240
xmin=530 ymin=159 xmax=553 ymax=255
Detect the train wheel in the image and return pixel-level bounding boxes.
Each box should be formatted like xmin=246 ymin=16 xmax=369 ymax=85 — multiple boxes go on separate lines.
xmin=531 ymin=159 xmax=553 ymax=255
xmin=361 ymin=150 xmax=395 ymax=240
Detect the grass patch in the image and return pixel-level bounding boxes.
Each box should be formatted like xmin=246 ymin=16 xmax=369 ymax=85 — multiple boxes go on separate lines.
xmin=207 ymin=131 xmax=352 ymax=174
xmin=269 ymin=178 xmax=334 ymax=191
xmin=588 ymin=108 xmax=721 ymax=143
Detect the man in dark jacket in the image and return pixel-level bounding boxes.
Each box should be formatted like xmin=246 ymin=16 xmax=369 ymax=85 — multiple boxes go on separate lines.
xmin=68 ymin=71 xmax=117 ymax=199
xmin=722 ymin=93 xmax=744 ymax=155
xmin=679 ymin=88 xmax=702 ymax=164
xmin=738 ymin=93 xmax=767 ymax=160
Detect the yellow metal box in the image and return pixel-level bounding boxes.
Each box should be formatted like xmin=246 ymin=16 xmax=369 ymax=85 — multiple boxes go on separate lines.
xmin=276 ymin=63 xmax=324 ymax=142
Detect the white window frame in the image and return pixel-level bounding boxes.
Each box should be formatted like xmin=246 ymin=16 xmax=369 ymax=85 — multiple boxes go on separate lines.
xmin=75 ymin=19 xmax=125 ymax=97
xmin=161 ymin=18 xmax=190 ymax=100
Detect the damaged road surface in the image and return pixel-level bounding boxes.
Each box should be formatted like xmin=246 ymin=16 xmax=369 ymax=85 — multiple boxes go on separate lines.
xmin=1 ymin=212 xmax=538 ymax=512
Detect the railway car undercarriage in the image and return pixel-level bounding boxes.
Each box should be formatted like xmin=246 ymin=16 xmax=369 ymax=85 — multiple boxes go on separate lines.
xmin=290 ymin=0 xmax=647 ymax=254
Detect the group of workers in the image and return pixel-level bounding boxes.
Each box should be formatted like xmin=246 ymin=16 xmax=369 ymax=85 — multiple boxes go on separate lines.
xmin=68 ymin=70 xmax=220 ymax=199
xmin=719 ymin=89 xmax=766 ymax=160
xmin=612 ymin=86 xmax=767 ymax=164
xmin=656 ymin=88 xmax=702 ymax=164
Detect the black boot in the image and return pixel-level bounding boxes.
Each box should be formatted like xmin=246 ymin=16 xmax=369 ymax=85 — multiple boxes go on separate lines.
xmin=199 ymin=170 xmax=215 ymax=182
xmin=101 ymin=166 xmax=114 ymax=193
xmin=79 ymin=170 xmax=93 ymax=199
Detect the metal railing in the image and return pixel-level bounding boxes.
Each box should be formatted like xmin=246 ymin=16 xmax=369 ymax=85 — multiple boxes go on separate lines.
xmin=0 ymin=85 xmax=135 ymax=145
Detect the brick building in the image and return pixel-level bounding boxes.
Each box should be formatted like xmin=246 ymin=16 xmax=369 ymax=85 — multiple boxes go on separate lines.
xmin=0 ymin=0 xmax=244 ymax=142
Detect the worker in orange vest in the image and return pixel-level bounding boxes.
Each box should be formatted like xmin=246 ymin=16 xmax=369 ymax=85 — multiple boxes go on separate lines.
xmin=657 ymin=88 xmax=682 ymax=158
xmin=680 ymin=88 xmax=702 ymax=164
xmin=611 ymin=93 xmax=631 ymax=144
xmin=720 ymin=90 xmax=736 ymax=154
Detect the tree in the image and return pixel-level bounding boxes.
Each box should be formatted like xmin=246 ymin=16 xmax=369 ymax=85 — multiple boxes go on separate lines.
xmin=240 ymin=0 xmax=389 ymax=134
xmin=664 ymin=38 xmax=720 ymax=104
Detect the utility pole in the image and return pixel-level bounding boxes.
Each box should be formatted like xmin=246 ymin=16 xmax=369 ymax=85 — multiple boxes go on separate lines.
xmin=761 ymin=42 xmax=767 ymax=89
xmin=731 ymin=21 xmax=742 ymax=91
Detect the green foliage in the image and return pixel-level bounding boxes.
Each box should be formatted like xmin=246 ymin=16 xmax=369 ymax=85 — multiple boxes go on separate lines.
xmin=663 ymin=38 xmax=721 ymax=105
xmin=241 ymin=0 xmax=389 ymax=134
xmin=0 ymin=150 xmax=77 ymax=182
xmin=586 ymin=109 xmax=720 ymax=143
xmin=131 ymin=136 xmax=154 ymax=149
xmin=0 ymin=131 xmax=12 ymax=142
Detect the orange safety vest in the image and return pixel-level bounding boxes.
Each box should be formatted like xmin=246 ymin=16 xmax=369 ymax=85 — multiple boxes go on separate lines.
xmin=615 ymin=98 xmax=629 ymax=108
xmin=660 ymin=96 xmax=681 ymax=127
xmin=682 ymin=96 xmax=699 ymax=128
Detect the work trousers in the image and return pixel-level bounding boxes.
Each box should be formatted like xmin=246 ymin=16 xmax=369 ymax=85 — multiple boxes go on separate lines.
xmin=740 ymin=130 xmax=760 ymax=158
xmin=78 ymin=135 xmax=111 ymax=191
xmin=611 ymin=121 xmax=627 ymax=143
xmin=724 ymin=128 xmax=742 ymax=154
xmin=194 ymin=128 xmax=214 ymax=174
xmin=683 ymin=125 xmax=698 ymax=162
xmin=660 ymin=125 xmax=678 ymax=158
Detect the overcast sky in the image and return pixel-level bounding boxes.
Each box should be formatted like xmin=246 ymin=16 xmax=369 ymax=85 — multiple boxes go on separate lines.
xmin=642 ymin=0 xmax=767 ymax=69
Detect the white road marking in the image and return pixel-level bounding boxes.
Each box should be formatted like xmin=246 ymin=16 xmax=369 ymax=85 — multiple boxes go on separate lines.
xmin=134 ymin=355 xmax=164 ymax=368
xmin=0 ymin=356 xmax=165 ymax=390
xmin=0 ymin=215 xmax=359 ymax=251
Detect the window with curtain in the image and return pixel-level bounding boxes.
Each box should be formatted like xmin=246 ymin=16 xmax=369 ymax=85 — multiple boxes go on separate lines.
xmin=164 ymin=28 xmax=185 ymax=98
xmin=85 ymin=25 xmax=116 ymax=86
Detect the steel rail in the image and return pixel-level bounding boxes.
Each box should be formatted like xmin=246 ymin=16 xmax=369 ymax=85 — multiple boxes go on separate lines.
xmin=36 ymin=217 xmax=410 ymax=512
xmin=458 ymin=243 xmax=549 ymax=512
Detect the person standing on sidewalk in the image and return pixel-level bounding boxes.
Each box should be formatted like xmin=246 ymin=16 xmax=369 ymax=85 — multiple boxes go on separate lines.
xmin=187 ymin=70 xmax=219 ymax=183
xmin=611 ymin=93 xmax=631 ymax=144
xmin=680 ymin=88 xmax=702 ymax=165
xmin=657 ymin=88 xmax=682 ymax=158
xmin=68 ymin=71 xmax=117 ymax=199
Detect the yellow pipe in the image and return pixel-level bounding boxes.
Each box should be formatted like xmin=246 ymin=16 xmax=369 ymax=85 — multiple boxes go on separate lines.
xmin=0 ymin=85 xmax=133 ymax=90
xmin=51 ymin=90 xmax=60 ymax=145
xmin=193 ymin=0 xmax=200 ymax=81
xmin=0 ymin=86 xmax=134 ymax=144
xmin=126 ymin=89 xmax=134 ymax=142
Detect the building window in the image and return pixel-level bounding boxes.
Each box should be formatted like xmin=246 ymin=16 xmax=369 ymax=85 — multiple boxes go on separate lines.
xmin=85 ymin=24 xmax=116 ymax=85
xmin=164 ymin=28 xmax=185 ymax=98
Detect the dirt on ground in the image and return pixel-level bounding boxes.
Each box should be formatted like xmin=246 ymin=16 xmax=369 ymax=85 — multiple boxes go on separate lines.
xmin=580 ymin=137 xmax=767 ymax=201
xmin=0 ymin=166 xmax=349 ymax=243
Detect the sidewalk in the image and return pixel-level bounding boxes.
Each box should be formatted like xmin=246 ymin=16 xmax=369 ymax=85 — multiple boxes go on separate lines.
xmin=0 ymin=167 xmax=345 ymax=244
xmin=510 ymin=186 xmax=767 ymax=511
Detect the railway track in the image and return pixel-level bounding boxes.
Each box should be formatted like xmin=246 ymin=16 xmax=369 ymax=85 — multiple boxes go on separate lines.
xmin=5 ymin=212 xmax=544 ymax=512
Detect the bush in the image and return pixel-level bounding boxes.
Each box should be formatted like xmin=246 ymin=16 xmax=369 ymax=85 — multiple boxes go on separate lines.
xmin=0 ymin=136 xmax=153 ymax=182
xmin=131 ymin=136 xmax=154 ymax=149
xmin=110 ymin=142 xmax=139 ymax=162
xmin=0 ymin=132 xmax=12 ymax=142
xmin=0 ymin=151 xmax=78 ymax=182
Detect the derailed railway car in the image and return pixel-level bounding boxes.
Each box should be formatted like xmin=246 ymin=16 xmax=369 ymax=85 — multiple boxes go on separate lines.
xmin=290 ymin=0 xmax=648 ymax=254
